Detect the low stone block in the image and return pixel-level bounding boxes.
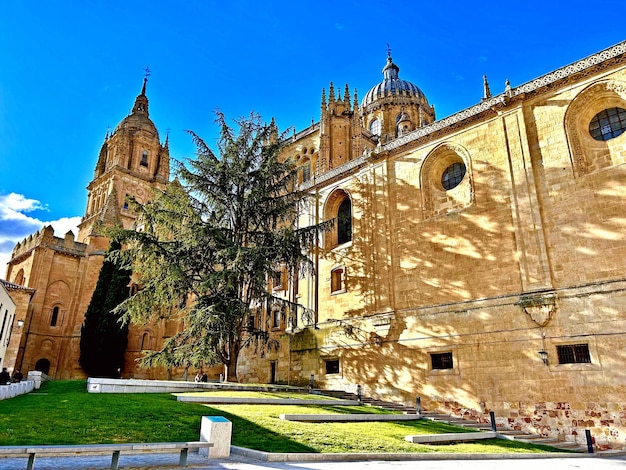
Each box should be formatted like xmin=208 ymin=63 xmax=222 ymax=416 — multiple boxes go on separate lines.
xmin=200 ymin=416 xmax=232 ymax=458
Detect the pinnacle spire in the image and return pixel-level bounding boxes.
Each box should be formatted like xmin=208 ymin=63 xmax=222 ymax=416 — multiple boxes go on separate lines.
xmin=482 ymin=75 xmax=492 ymax=101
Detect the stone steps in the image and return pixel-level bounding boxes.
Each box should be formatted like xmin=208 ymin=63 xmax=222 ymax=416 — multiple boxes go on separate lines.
xmin=316 ymin=389 xmax=589 ymax=453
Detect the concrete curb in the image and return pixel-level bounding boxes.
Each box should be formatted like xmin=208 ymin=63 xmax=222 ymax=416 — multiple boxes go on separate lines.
xmin=230 ymin=446 xmax=626 ymax=462
xmin=279 ymin=413 xmax=421 ymax=421
xmin=178 ymin=396 xmax=358 ymax=405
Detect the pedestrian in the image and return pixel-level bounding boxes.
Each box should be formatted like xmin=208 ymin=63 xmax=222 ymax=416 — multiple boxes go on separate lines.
xmin=11 ymin=368 xmax=23 ymax=383
xmin=0 ymin=368 xmax=10 ymax=385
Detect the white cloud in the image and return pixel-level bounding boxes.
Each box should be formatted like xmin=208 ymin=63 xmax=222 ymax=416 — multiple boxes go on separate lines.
xmin=0 ymin=192 xmax=81 ymax=280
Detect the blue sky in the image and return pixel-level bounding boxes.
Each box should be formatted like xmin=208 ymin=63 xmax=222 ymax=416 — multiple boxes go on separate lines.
xmin=0 ymin=1 xmax=624 ymax=273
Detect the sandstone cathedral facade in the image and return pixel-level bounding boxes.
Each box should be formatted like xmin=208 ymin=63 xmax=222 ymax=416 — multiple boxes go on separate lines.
xmin=3 ymin=41 xmax=626 ymax=449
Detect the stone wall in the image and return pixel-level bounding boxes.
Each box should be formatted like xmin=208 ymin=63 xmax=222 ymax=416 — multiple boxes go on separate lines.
xmin=237 ymin=51 xmax=626 ymax=449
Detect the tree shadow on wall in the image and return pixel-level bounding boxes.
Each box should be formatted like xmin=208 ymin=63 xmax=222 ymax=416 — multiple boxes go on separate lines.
xmin=320 ymin=155 xmax=533 ymax=408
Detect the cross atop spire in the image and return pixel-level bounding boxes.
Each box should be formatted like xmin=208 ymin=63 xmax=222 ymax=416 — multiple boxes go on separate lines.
xmin=141 ymin=67 xmax=151 ymax=96
xmin=386 ymin=43 xmax=392 ymax=59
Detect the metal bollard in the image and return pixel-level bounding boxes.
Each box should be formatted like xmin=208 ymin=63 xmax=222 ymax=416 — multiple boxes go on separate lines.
xmin=585 ymin=429 xmax=594 ymax=453
xmin=489 ymin=411 xmax=497 ymax=432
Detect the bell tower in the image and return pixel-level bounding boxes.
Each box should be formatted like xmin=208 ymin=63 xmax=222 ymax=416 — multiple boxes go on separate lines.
xmin=77 ymin=77 xmax=170 ymax=243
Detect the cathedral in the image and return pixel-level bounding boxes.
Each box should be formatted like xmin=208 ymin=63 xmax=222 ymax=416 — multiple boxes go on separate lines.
xmin=3 ymin=40 xmax=626 ymax=449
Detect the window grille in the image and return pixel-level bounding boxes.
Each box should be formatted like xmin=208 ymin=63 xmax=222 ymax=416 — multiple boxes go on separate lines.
xmin=556 ymin=344 xmax=591 ymax=364
xmin=431 ymin=352 xmax=453 ymax=370
xmin=441 ymin=162 xmax=466 ymax=190
xmin=589 ymin=107 xmax=626 ymax=141
xmin=325 ymin=359 xmax=339 ymax=374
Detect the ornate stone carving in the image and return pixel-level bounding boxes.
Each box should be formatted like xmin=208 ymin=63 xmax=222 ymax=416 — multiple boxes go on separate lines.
xmin=518 ymin=293 xmax=557 ymax=326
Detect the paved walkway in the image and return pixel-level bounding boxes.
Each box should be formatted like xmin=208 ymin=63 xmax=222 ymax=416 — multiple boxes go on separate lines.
xmin=2 ymin=450 xmax=625 ymax=470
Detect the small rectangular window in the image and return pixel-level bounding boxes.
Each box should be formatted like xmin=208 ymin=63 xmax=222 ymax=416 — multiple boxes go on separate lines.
xmin=557 ymin=344 xmax=591 ymax=364
xmin=325 ymin=359 xmax=340 ymax=374
xmin=272 ymin=309 xmax=281 ymax=329
xmin=331 ymin=267 xmax=345 ymax=293
xmin=431 ymin=352 xmax=453 ymax=370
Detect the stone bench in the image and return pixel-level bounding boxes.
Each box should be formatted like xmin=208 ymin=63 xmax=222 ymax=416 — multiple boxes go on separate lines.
xmin=405 ymin=431 xmax=497 ymax=443
xmin=280 ymin=413 xmax=422 ymax=422
xmin=0 ymin=441 xmax=213 ymax=470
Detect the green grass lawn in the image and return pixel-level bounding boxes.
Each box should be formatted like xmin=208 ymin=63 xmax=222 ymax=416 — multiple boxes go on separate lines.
xmin=0 ymin=381 xmax=565 ymax=454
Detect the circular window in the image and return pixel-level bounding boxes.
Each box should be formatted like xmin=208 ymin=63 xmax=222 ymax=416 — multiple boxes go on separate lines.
xmin=589 ymin=107 xmax=626 ymax=141
xmin=370 ymin=119 xmax=381 ymax=136
xmin=441 ymin=162 xmax=466 ymax=190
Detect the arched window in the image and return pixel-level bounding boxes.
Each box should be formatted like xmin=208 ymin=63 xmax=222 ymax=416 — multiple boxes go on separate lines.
xmin=369 ymin=119 xmax=381 ymax=136
xmin=565 ymin=81 xmax=626 ymax=176
xmin=441 ymin=162 xmax=466 ymax=190
xmin=301 ymin=160 xmax=311 ymax=183
xmin=324 ymin=189 xmax=353 ymax=249
xmin=13 ymin=269 xmax=25 ymax=286
xmin=589 ymin=107 xmax=626 ymax=141
xmin=140 ymin=150 xmax=149 ymax=167
xmin=140 ymin=332 xmax=151 ymax=350
xmin=331 ymin=267 xmax=346 ymax=294
xmin=50 ymin=306 xmax=59 ymax=327
xmin=421 ymin=143 xmax=473 ymax=217
xmin=337 ymin=198 xmax=352 ymax=245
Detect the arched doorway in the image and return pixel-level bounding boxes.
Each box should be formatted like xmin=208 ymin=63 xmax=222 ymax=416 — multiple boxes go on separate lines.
xmin=35 ymin=358 xmax=51 ymax=375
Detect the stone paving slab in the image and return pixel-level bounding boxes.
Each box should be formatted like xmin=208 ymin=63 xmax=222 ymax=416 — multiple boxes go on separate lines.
xmin=1 ymin=448 xmax=624 ymax=470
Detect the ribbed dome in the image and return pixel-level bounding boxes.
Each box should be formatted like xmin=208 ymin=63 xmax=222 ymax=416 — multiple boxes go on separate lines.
xmin=361 ymin=54 xmax=427 ymax=110
xmin=114 ymin=77 xmax=159 ymax=138
xmin=115 ymin=112 xmax=159 ymax=137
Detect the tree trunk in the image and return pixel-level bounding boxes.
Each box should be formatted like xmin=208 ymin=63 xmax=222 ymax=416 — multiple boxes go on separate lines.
xmin=225 ymin=341 xmax=240 ymax=382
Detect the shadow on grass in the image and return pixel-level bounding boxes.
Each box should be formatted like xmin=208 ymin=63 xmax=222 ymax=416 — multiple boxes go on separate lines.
xmin=200 ymin=406 xmax=318 ymax=453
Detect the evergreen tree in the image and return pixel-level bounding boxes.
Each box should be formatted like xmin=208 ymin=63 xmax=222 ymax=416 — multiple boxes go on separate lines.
xmin=79 ymin=240 xmax=130 ymax=377
xmin=109 ymin=111 xmax=329 ymax=382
